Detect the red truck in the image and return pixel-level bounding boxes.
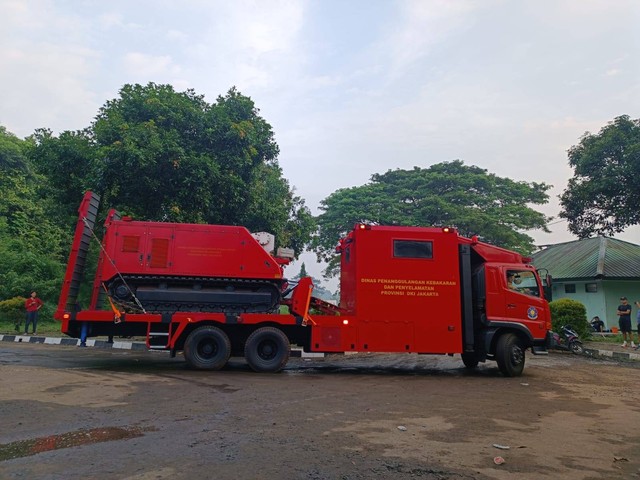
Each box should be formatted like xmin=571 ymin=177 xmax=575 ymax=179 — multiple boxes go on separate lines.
xmin=55 ymin=192 xmax=551 ymax=376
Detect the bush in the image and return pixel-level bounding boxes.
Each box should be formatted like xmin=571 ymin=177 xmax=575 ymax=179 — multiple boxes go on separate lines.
xmin=549 ymin=298 xmax=590 ymax=338
xmin=0 ymin=296 xmax=26 ymax=320
xmin=0 ymin=296 xmax=27 ymax=330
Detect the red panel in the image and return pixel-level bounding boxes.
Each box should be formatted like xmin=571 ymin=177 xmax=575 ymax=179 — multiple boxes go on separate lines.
xmin=358 ymin=320 xmax=414 ymax=352
xmin=149 ymin=238 xmax=170 ymax=268
xmin=99 ymin=221 xmax=284 ymax=283
xmin=310 ymin=317 xmax=357 ymax=352
xmin=122 ymin=236 xmax=140 ymax=252
xmin=341 ymin=226 xmax=463 ymax=353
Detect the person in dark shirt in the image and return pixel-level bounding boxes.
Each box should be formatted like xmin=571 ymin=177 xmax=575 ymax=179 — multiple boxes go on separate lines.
xmin=617 ymin=297 xmax=634 ymax=348
xmin=635 ymin=301 xmax=640 ymax=350
xmin=590 ymin=316 xmax=605 ymax=333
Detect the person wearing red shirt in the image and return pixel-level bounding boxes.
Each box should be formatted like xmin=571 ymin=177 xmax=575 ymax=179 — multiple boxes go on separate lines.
xmin=24 ymin=291 xmax=43 ymax=335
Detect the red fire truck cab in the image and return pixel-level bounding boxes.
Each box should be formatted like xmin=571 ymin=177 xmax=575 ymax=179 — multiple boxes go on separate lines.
xmin=56 ymin=192 xmax=551 ymax=376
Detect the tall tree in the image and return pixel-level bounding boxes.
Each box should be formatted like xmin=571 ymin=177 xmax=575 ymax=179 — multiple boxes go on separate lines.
xmin=0 ymin=126 xmax=66 ymax=305
xmin=28 ymin=83 xmax=315 ymax=254
xmin=29 ymin=128 xmax=100 ymax=221
xmin=312 ymin=160 xmax=551 ymax=275
xmin=560 ymin=115 xmax=640 ymax=237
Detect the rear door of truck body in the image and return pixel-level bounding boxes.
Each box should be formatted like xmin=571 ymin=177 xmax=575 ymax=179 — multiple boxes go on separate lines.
xmin=346 ymin=226 xmax=463 ymax=353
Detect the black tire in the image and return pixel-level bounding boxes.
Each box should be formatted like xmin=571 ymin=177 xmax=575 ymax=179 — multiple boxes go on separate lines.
xmin=183 ymin=326 xmax=231 ymax=370
xmin=244 ymin=327 xmax=290 ymax=373
xmin=495 ymin=333 xmax=525 ymax=377
xmin=461 ymin=352 xmax=479 ymax=370
xmin=569 ymin=340 xmax=584 ymax=354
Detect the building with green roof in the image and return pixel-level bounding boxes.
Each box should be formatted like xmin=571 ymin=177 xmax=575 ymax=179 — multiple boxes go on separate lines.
xmin=532 ymin=237 xmax=640 ymax=331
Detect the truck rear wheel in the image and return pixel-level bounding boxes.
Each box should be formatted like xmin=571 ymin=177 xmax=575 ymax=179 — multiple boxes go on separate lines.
xmin=244 ymin=327 xmax=290 ymax=373
xmin=495 ymin=333 xmax=525 ymax=377
xmin=184 ymin=326 xmax=231 ymax=370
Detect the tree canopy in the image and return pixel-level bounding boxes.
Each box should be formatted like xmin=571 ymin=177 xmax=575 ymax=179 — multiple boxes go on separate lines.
xmin=312 ymin=160 xmax=551 ymax=275
xmin=1 ymin=84 xmax=316 ymax=315
xmin=28 ymin=83 xmax=315 ymax=253
xmin=0 ymin=127 xmax=66 ymax=309
xmin=559 ymin=115 xmax=640 ymax=238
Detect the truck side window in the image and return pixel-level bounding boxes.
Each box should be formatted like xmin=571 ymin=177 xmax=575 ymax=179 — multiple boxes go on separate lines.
xmin=506 ymin=270 xmax=540 ymax=297
xmin=393 ymin=240 xmax=433 ymax=259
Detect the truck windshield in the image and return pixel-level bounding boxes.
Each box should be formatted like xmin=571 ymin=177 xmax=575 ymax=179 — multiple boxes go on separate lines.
xmin=506 ymin=270 xmax=540 ymax=297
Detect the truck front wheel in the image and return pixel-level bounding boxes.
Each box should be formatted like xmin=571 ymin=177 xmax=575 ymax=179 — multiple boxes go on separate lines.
xmin=244 ymin=327 xmax=290 ymax=373
xmin=495 ymin=333 xmax=525 ymax=377
xmin=184 ymin=326 xmax=231 ymax=370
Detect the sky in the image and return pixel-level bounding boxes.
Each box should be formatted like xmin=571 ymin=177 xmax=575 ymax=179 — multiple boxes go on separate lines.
xmin=1 ymin=0 xmax=639 ymax=286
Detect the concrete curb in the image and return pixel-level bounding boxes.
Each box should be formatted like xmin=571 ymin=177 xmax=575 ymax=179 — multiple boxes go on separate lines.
xmin=584 ymin=347 xmax=640 ymax=362
xmin=0 ymin=334 xmax=324 ymax=358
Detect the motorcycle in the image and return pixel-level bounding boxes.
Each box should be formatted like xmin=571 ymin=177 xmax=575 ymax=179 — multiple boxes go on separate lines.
xmin=550 ymin=325 xmax=584 ymax=354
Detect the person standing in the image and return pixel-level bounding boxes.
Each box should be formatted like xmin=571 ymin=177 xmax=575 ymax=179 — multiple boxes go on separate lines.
xmin=616 ymin=297 xmax=634 ymax=348
xmin=24 ymin=291 xmax=43 ymax=335
xmin=635 ymin=301 xmax=640 ymax=350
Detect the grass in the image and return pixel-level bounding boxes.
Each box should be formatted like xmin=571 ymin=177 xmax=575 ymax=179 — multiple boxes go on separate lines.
xmin=586 ymin=332 xmax=638 ymax=344
xmin=1 ymin=318 xmax=65 ymax=336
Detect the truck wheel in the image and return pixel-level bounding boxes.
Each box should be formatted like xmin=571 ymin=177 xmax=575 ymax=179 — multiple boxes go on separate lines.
xmin=184 ymin=326 xmax=231 ymax=370
xmin=461 ymin=352 xmax=479 ymax=370
xmin=495 ymin=333 xmax=525 ymax=377
xmin=244 ymin=327 xmax=290 ymax=373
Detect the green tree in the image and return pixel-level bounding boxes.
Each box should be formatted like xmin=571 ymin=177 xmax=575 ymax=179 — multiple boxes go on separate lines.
xmin=560 ymin=115 xmax=640 ymax=238
xmin=0 ymin=126 xmax=67 ymax=310
xmin=28 ymin=83 xmax=315 ymax=254
xmin=312 ymin=160 xmax=551 ymax=275
xmin=298 ymin=262 xmax=309 ymax=278
xmin=28 ymin=128 xmax=100 ymax=221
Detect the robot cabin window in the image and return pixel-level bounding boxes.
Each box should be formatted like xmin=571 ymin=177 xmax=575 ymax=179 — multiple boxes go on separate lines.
xmin=393 ymin=240 xmax=433 ymax=259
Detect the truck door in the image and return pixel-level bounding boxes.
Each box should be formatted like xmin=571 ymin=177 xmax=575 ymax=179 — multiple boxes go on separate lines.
xmin=502 ymin=268 xmax=549 ymax=327
xmin=142 ymin=226 xmax=174 ymax=274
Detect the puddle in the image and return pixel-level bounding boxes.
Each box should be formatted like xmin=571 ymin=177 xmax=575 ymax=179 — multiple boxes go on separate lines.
xmin=0 ymin=426 xmax=150 ymax=461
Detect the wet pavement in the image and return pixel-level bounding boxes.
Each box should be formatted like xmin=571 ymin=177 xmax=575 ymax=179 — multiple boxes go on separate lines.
xmin=1 ymin=341 xmax=640 ymax=479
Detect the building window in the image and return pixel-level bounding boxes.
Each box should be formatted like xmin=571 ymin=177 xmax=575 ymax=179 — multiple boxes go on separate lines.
xmin=564 ymin=284 xmax=576 ymax=294
xmin=585 ymin=283 xmax=598 ymax=293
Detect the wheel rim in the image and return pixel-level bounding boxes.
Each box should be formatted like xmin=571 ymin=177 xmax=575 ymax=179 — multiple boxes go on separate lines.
xmin=258 ymin=339 xmax=278 ymax=360
xmin=197 ymin=339 xmax=218 ymax=359
xmin=510 ymin=344 xmax=524 ymax=366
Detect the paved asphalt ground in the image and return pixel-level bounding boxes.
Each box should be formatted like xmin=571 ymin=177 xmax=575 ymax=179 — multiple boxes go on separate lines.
xmin=1 ymin=333 xmax=639 ymax=362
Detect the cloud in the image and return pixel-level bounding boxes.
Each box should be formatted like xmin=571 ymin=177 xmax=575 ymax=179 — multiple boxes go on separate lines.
xmin=0 ymin=1 xmax=100 ymax=135
xmin=123 ymin=52 xmax=181 ymax=78
xmin=98 ymin=12 xmax=142 ymax=30
xmin=183 ymin=1 xmax=306 ymax=93
xmin=381 ymin=0 xmax=485 ymax=79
